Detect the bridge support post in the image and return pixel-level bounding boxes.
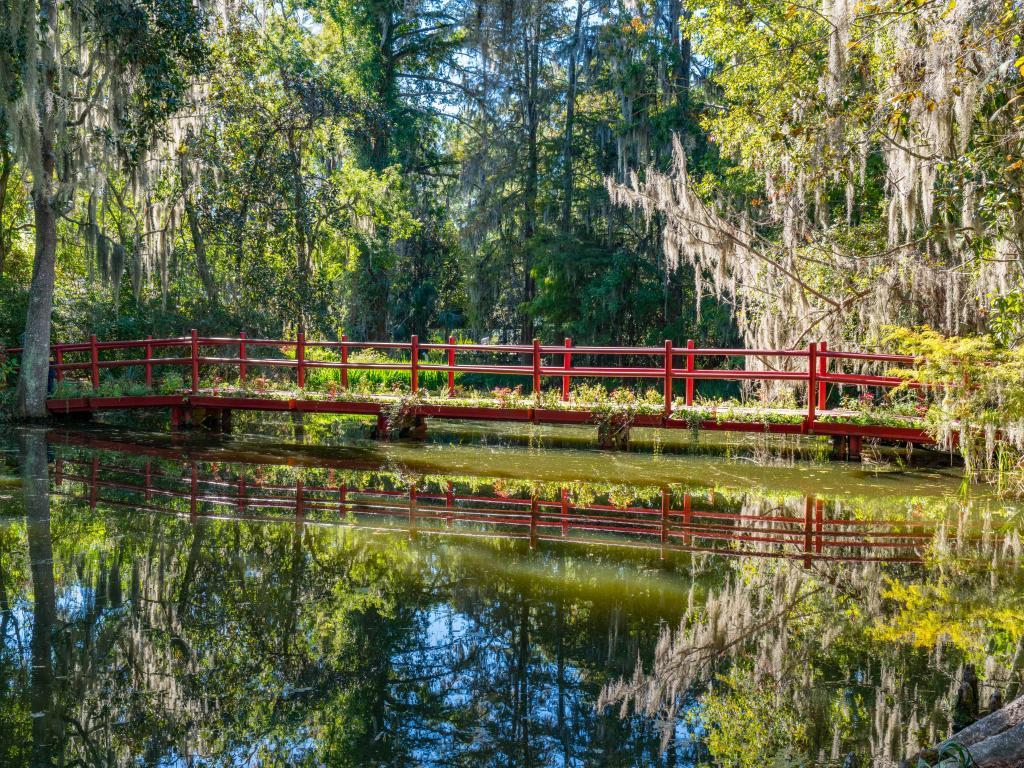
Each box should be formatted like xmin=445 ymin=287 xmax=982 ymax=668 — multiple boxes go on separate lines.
xmin=831 ymin=435 xmax=848 ymax=460
xmin=170 ymin=406 xmax=193 ymax=430
xmin=374 ymin=412 xmax=427 ymax=440
xmin=597 ymin=417 xmax=630 ymax=450
xmin=848 ymin=435 xmax=862 ymax=461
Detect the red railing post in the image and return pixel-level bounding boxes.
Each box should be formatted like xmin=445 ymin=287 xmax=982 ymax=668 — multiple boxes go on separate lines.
xmin=529 ymin=495 xmax=538 ymax=548
xmin=447 ymin=335 xmax=456 ymax=395
xmin=807 ymin=342 xmax=817 ymax=426
xmin=55 ymin=346 xmax=64 ymax=382
xmin=90 ymin=334 xmax=100 ymax=390
xmin=143 ymin=336 xmax=152 ymax=388
xmin=339 ymin=480 xmax=347 ymax=517
xmin=683 ymin=492 xmax=691 ymax=545
xmin=532 ymin=338 xmax=541 ymax=395
xmin=410 ymin=335 xmax=419 ymax=393
xmin=562 ymin=338 xmax=572 ymax=401
xmin=803 ymin=495 xmax=814 ymax=568
xmin=817 ymin=340 xmax=827 ymax=411
xmin=341 ymin=334 xmax=349 ymax=390
xmin=239 ymin=332 xmax=247 ymax=385
xmin=296 ymin=330 xmax=306 ymax=389
xmin=190 ymin=329 xmax=199 ymax=393
xmin=815 ymin=497 xmax=824 ymax=554
xmin=685 ymin=339 xmax=695 ymax=406
xmin=560 ymin=487 xmax=569 ymax=535
xmin=660 ymin=488 xmax=669 ymax=544
xmin=663 ymin=339 xmax=673 ymax=416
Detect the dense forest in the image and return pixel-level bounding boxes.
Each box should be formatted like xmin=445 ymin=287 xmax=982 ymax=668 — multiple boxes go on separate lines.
xmin=1 ymin=0 xmax=1022 ymax=417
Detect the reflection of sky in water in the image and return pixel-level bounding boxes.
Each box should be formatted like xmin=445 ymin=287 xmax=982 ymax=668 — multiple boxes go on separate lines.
xmin=56 ymin=582 xmax=93 ymax=618
xmin=1 ymin=598 xmax=34 ymax=666
xmin=3 ymin=433 xmax=1020 ymax=767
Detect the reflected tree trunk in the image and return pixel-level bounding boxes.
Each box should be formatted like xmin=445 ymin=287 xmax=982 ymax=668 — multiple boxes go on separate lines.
xmin=518 ymin=598 xmax=530 ymax=765
xmin=21 ymin=429 xmax=58 ymax=765
xmin=556 ymin=599 xmax=569 ymax=767
xmin=177 ymin=517 xmax=207 ymax=620
xmin=283 ymin=523 xmax=305 ymax=656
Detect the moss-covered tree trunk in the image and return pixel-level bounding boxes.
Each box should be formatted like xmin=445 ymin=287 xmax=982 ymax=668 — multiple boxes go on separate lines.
xmin=15 ymin=187 xmax=57 ymax=419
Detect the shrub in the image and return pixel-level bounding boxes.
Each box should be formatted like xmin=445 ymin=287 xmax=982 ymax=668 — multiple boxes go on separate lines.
xmin=159 ymin=372 xmax=187 ymax=395
xmin=51 ymin=380 xmax=90 ymax=399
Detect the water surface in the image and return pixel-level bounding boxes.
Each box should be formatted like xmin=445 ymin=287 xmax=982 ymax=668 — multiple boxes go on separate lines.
xmin=0 ymin=424 xmax=1020 ymax=766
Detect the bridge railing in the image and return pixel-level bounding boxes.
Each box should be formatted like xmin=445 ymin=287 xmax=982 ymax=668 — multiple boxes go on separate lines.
xmin=53 ymin=453 xmax=935 ymax=562
xmin=2 ymin=331 xmax=922 ymax=415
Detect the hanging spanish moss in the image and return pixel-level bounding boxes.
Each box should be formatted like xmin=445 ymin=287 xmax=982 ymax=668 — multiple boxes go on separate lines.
xmin=607 ymin=0 xmax=1022 ymax=359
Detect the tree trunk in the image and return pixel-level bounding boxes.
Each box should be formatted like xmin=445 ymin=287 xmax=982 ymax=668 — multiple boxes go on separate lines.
xmin=185 ymin=198 xmax=218 ymax=304
xmin=667 ymin=0 xmax=691 ymax=113
xmin=15 ymin=0 xmax=58 ymax=421
xmin=15 ymin=191 xmax=58 ymax=419
xmin=0 ymin=148 xmax=13 ymax=277
xmin=560 ymin=0 xmax=584 ymax=235
xmin=288 ymin=130 xmax=309 ymax=331
xmin=520 ymin=10 xmax=542 ymax=344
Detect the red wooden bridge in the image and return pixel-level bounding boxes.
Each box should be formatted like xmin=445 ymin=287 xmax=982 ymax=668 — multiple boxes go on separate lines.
xmin=51 ymin=439 xmax=958 ymax=564
xmin=4 ymin=331 xmax=932 ymax=453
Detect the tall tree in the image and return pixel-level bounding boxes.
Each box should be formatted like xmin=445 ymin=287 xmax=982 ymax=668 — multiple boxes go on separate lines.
xmin=0 ymin=0 xmax=207 ymax=416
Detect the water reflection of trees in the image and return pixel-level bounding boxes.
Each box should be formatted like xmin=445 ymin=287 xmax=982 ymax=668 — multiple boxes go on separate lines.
xmin=599 ymin=493 xmax=1024 ymax=767
xmin=4 ymin=436 xmax=1021 ymax=766
xmin=4 ymin=441 xmax=695 ymax=765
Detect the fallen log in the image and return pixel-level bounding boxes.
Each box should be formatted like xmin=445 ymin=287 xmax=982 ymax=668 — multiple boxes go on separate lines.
xmin=952 ymin=695 xmax=1024 ymax=751
xmin=937 ymin=721 xmax=1024 ymax=768
xmin=901 ymin=695 xmax=1024 ymax=767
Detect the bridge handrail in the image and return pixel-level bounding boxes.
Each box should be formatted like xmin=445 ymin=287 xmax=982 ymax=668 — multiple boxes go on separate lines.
xmin=54 ymin=453 xmax=940 ymax=560
xmin=2 ymin=331 xmax=927 ymax=418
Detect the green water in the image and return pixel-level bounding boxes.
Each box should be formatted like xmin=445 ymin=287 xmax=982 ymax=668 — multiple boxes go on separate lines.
xmin=0 ymin=420 xmax=1021 ymax=767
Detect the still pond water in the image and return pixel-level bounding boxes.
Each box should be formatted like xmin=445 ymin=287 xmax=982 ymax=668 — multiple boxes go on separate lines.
xmin=0 ymin=416 xmax=1021 ymax=767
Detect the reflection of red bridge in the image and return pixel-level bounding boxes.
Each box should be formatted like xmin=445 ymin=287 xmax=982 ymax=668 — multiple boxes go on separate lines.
xmin=5 ymin=332 xmax=933 ymax=453
xmin=52 ymin=453 xmax=946 ymax=565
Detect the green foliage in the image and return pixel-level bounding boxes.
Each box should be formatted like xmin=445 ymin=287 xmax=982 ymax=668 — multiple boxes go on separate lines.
xmin=159 ymin=372 xmax=186 ymax=395
xmin=50 ymin=380 xmax=89 ymax=400
xmin=696 ymin=666 xmax=808 ymax=768
xmin=989 ymin=288 xmax=1024 ymax=348
xmin=886 ymin=326 xmax=1024 ymax=492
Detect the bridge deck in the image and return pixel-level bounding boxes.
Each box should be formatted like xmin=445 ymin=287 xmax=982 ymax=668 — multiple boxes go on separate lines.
xmin=44 ymin=389 xmax=932 ymax=444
